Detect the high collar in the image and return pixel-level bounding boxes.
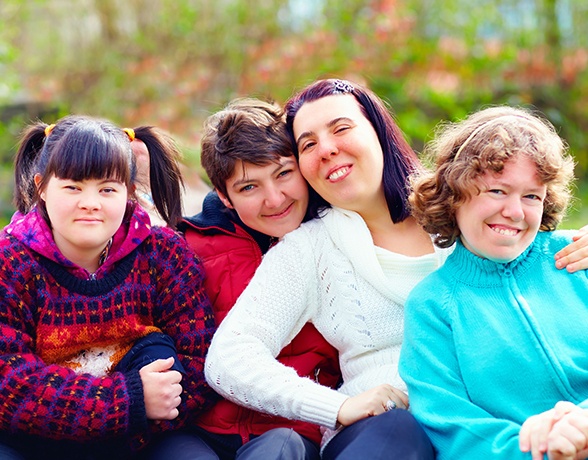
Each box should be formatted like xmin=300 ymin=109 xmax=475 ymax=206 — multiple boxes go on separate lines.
xmin=4 ymin=202 xmax=152 ymax=277
xmin=443 ymin=235 xmax=541 ymax=287
xmin=180 ymin=191 xmax=273 ymax=253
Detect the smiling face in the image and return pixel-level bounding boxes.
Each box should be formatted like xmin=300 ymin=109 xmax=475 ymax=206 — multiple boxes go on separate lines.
xmin=219 ymin=156 xmax=309 ymax=238
xmin=38 ymin=175 xmax=128 ymax=271
xmin=292 ymin=94 xmax=385 ymax=214
xmin=455 ymin=155 xmax=546 ymax=263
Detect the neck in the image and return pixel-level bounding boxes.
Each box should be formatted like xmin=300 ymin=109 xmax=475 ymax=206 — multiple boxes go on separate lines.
xmin=359 ymin=203 xmax=434 ymax=257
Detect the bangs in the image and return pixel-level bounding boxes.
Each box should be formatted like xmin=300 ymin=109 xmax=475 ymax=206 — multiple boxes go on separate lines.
xmin=48 ymin=121 xmax=132 ymax=185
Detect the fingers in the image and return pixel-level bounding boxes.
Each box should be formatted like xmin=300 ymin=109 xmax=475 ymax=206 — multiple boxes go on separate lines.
xmin=336 ymin=384 xmax=409 ymax=427
xmin=390 ymin=387 xmax=409 ymax=409
xmin=555 ymin=232 xmax=588 ymax=273
xmin=142 ymin=356 xmax=178 ymax=374
xmin=140 ymin=359 xmax=183 ymax=420
xmin=547 ymin=427 xmax=583 ymax=459
xmin=547 ymin=412 xmax=588 ymax=460
xmin=520 ymin=409 xmax=555 ymax=457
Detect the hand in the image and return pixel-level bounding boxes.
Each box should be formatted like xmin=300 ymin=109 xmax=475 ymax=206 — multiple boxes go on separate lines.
xmin=139 ymin=357 xmax=183 ymax=420
xmin=555 ymin=226 xmax=588 ymax=273
xmin=547 ymin=409 xmax=588 ymax=460
xmin=336 ymin=384 xmax=408 ymax=427
xmin=520 ymin=401 xmax=578 ymax=460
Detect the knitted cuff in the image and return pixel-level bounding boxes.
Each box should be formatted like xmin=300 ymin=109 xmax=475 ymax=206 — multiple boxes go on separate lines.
xmin=126 ymin=369 xmax=148 ymax=434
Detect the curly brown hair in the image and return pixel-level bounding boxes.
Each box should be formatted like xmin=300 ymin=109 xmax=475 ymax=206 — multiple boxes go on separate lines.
xmin=410 ymin=106 xmax=575 ymax=248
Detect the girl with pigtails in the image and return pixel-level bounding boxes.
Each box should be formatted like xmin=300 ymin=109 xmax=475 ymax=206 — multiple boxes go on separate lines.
xmin=0 ymin=115 xmax=216 ymax=459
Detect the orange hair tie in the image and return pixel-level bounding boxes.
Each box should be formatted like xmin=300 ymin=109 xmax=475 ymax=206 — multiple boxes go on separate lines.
xmin=44 ymin=124 xmax=55 ymax=137
xmin=123 ymin=128 xmax=135 ymax=142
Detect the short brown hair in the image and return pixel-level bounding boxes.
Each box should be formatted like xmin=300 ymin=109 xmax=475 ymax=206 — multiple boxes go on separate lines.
xmin=410 ymin=106 xmax=575 ymax=248
xmin=200 ymin=98 xmax=294 ymax=199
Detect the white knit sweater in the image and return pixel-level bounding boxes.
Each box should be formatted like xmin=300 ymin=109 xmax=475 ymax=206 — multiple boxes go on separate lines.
xmin=205 ymin=207 xmax=452 ymax=443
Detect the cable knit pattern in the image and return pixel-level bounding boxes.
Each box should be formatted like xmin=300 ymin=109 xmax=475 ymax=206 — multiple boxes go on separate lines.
xmin=0 ymin=206 xmax=216 ymax=449
xmin=205 ymin=206 xmax=452 ymax=446
xmin=400 ymin=231 xmax=588 ymax=460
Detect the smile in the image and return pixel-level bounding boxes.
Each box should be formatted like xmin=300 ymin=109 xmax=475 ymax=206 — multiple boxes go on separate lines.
xmin=489 ymin=225 xmax=520 ymax=236
xmin=264 ymin=202 xmax=293 ymax=218
xmin=328 ymin=166 xmax=350 ymax=181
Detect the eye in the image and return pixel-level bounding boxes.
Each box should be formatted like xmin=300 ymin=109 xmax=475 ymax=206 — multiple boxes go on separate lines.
xmin=299 ymin=140 xmax=316 ymax=153
xmin=334 ymin=125 xmax=351 ymax=134
xmin=101 ymin=187 xmax=116 ymax=194
xmin=277 ymin=169 xmax=292 ymax=178
xmin=524 ymin=193 xmax=544 ymax=202
xmin=487 ymin=189 xmax=505 ymax=195
xmin=239 ymin=184 xmax=255 ymax=192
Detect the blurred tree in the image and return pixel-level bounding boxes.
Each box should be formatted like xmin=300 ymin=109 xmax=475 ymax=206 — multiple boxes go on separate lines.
xmin=1 ymin=0 xmax=588 ymax=226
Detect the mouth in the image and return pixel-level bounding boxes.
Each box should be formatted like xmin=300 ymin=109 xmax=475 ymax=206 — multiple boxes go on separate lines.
xmin=327 ymin=165 xmax=351 ymax=181
xmin=263 ymin=202 xmax=294 ymax=219
xmin=75 ymin=218 xmax=103 ymax=224
xmin=488 ymin=224 xmax=520 ymax=236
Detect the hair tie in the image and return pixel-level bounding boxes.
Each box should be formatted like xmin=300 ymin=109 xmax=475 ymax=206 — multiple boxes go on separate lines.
xmin=123 ymin=128 xmax=135 ymax=142
xmin=44 ymin=124 xmax=55 ymax=137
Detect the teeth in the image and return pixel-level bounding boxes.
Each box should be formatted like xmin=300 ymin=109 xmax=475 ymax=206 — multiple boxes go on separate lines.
xmin=493 ymin=227 xmax=518 ymax=236
xmin=329 ymin=167 xmax=349 ymax=180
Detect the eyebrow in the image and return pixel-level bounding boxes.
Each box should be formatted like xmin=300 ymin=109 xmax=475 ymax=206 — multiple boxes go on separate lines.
xmin=489 ymin=178 xmax=546 ymax=193
xmin=295 ymin=117 xmax=354 ymax=146
xmin=230 ymin=159 xmax=295 ymax=188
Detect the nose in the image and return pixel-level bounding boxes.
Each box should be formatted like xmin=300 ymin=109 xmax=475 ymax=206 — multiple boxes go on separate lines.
xmin=78 ymin=191 xmax=101 ymax=211
xmin=502 ymin=196 xmax=524 ymax=222
xmin=264 ymin=184 xmax=285 ymax=209
xmin=317 ymin=137 xmax=338 ymax=161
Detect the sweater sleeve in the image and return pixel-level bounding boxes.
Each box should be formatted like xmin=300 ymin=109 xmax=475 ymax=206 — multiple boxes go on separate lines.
xmin=0 ymin=266 xmax=142 ymax=440
xmin=399 ymin=279 xmax=531 ymax=460
xmin=148 ymin=228 xmax=218 ymax=431
xmin=205 ymin=229 xmax=348 ymax=430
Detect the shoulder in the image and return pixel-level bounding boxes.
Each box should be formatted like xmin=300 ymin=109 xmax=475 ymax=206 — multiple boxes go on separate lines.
xmin=406 ymin=264 xmax=455 ymax=317
xmin=535 ymin=229 xmax=574 ymax=254
xmin=146 ymin=226 xmax=199 ymax=261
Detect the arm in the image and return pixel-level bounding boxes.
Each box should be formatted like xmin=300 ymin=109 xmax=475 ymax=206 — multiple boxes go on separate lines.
xmin=149 ymin=228 xmax=217 ymax=429
xmin=399 ymin=283 xmax=531 ymax=460
xmin=205 ymin=233 xmax=348 ymax=429
xmin=0 ymin=277 xmax=144 ymax=440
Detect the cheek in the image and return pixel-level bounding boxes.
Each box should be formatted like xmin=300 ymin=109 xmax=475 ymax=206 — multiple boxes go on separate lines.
xmin=298 ymin=155 xmax=319 ymax=186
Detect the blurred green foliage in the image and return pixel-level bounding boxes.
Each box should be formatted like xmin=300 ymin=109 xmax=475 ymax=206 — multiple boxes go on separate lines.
xmin=1 ymin=0 xmax=588 ymax=228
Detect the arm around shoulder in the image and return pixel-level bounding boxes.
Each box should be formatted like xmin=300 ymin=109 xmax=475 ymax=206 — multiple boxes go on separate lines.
xmin=205 ymin=232 xmax=348 ymax=429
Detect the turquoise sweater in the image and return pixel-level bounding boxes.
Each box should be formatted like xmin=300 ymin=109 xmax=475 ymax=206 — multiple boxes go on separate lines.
xmin=399 ymin=230 xmax=588 ymax=459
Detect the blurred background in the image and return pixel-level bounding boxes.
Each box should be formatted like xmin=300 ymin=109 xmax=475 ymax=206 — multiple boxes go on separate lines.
xmin=1 ymin=0 xmax=587 ymax=227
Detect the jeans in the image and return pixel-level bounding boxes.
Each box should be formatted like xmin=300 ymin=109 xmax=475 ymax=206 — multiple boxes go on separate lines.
xmin=322 ymin=409 xmax=435 ymax=460
xmin=143 ymin=427 xmax=320 ymax=460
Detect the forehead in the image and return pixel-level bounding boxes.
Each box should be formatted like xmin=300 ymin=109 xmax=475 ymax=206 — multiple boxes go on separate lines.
xmin=479 ymin=155 xmax=544 ymax=187
xmin=292 ymin=94 xmax=363 ymax=136
xmin=226 ymin=157 xmax=296 ymax=183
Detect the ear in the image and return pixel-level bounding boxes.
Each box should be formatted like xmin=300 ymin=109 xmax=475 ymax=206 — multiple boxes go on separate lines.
xmin=34 ymin=174 xmax=46 ymax=201
xmin=216 ymin=190 xmax=234 ymax=209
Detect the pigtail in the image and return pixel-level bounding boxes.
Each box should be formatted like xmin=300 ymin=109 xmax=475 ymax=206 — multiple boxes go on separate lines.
xmin=13 ymin=122 xmax=49 ymax=213
xmin=133 ymin=126 xmax=185 ymax=228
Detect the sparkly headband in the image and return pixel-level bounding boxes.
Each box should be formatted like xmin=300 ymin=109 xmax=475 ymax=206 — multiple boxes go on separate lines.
xmin=333 ymin=80 xmax=355 ymax=94
xmin=44 ymin=124 xmax=55 ymax=137
xmin=453 ymin=114 xmax=529 ymax=161
xmin=123 ymin=128 xmax=135 ymax=141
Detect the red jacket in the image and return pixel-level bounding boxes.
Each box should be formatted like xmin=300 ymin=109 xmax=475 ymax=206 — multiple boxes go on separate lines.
xmin=180 ymin=192 xmax=341 ymax=445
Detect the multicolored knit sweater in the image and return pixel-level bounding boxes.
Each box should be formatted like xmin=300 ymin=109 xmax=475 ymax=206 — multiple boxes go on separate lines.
xmin=0 ymin=204 xmax=216 ymax=449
